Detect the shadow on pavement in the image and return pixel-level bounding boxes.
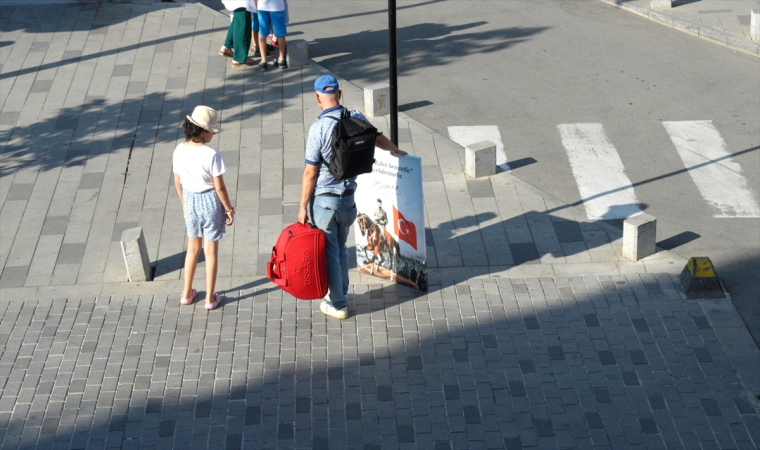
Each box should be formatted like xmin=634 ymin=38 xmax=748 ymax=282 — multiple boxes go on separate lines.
xmin=712 ymin=252 xmax=760 ymax=347
xmin=424 ymin=210 xmax=628 ymax=268
xmin=546 ymin=145 xmax=760 ymax=217
xmin=289 ymin=0 xmax=448 ymax=27
xmin=0 ymin=72 xmax=305 ymax=177
xmin=505 ymin=157 xmax=538 ymax=171
xmin=657 ymin=231 xmax=700 ymax=250
xmin=2 ymin=275 xmax=758 ymax=448
xmin=0 ymin=2 xmax=181 ymax=34
xmin=308 ymin=22 xmax=550 ymax=81
xmin=0 ymin=28 xmax=215 ymax=82
xmin=0 ymin=3 xmax=202 ymax=81
xmin=399 ymin=100 xmax=434 ymax=112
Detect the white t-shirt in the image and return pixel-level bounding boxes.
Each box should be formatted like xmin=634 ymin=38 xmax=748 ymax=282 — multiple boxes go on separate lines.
xmin=173 ymin=143 xmax=227 ymax=193
xmin=257 ymin=0 xmax=285 ymax=12
xmin=222 ymin=0 xmax=256 ymax=12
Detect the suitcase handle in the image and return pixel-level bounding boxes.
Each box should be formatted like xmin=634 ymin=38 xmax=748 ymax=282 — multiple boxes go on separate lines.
xmin=293 ymin=221 xmax=319 ymax=230
xmin=266 ymin=247 xmax=276 ymax=280
xmin=267 ymin=262 xmax=288 ymax=287
xmin=267 ymin=247 xmax=288 ymax=287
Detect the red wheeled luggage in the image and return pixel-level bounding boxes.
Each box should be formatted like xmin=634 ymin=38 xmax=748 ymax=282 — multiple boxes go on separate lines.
xmin=267 ymin=222 xmax=328 ymax=300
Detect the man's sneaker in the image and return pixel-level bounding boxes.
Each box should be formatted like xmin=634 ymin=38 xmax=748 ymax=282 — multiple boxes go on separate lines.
xmin=258 ymin=61 xmax=268 ymax=71
xmin=275 ymin=59 xmax=287 ymax=69
xmin=320 ymin=301 xmax=348 ymax=320
xmin=249 ymin=46 xmax=261 ymax=58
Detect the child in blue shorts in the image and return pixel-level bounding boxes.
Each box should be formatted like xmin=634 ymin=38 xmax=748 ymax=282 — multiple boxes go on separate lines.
xmin=250 ymin=3 xmax=261 ymax=57
xmin=173 ymin=106 xmax=235 ymax=310
xmin=257 ymin=0 xmax=288 ymax=70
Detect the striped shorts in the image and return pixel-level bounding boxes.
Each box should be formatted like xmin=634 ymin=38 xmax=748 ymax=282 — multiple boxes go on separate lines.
xmin=183 ymin=189 xmax=226 ymax=241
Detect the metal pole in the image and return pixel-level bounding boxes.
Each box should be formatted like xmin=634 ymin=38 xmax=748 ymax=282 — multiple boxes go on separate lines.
xmin=388 ymin=0 xmax=398 ymax=146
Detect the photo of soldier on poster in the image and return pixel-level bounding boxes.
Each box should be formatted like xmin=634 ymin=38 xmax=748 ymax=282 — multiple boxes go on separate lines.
xmin=354 ymin=152 xmax=427 ymax=291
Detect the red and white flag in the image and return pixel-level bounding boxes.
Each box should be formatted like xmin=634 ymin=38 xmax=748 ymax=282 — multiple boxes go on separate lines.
xmin=393 ymin=205 xmax=417 ymax=250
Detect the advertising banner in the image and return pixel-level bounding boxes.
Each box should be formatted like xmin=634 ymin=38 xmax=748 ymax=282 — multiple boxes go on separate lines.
xmin=354 ymin=150 xmax=427 ymax=290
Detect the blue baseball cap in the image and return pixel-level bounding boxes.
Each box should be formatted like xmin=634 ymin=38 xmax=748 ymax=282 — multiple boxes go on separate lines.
xmin=314 ymin=75 xmax=340 ymax=94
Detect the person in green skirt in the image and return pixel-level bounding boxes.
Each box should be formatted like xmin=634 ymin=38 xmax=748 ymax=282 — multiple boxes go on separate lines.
xmin=219 ymin=0 xmax=256 ymax=67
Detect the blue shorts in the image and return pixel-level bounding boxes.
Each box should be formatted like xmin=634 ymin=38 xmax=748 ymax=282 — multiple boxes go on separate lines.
xmin=258 ymin=10 xmax=286 ymax=37
xmin=251 ymin=13 xmax=259 ymax=32
xmin=183 ymin=189 xmax=226 ymax=241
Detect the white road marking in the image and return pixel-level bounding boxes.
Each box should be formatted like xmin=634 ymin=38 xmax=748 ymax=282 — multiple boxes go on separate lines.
xmin=447 ymin=125 xmax=509 ymax=171
xmin=663 ymin=120 xmax=760 ymax=218
xmin=557 ymin=123 xmax=643 ymax=220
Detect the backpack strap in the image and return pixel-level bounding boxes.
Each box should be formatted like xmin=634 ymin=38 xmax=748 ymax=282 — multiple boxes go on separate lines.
xmin=320 ymin=108 xmax=347 ymax=164
xmin=324 ymin=108 xmax=350 ymax=122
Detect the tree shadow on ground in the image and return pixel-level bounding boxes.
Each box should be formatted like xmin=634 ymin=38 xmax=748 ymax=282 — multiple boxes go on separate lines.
xmin=427 ymin=210 xmax=629 ymax=269
xmin=0 ymin=70 xmax=305 ymax=177
xmin=308 ymin=22 xmax=550 ymax=83
xmin=288 ymin=0 xmax=448 ymax=27
xmin=353 ymin=205 xmax=651 ymax=298
xmin=2 ymin=269 xmax=758 ymax=449
xmin=0 ymin=2 xmax=183 ymax=35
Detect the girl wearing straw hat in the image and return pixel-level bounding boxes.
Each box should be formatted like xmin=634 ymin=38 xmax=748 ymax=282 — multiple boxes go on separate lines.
xmin=173 ymin=106 xmax=235 ymax=310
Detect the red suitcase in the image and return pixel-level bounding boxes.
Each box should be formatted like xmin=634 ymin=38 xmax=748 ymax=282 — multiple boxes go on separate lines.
xmin=267 ymin=222 xmax=328 ymax=300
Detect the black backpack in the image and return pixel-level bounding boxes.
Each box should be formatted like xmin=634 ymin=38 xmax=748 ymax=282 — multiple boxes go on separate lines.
xmin=325 ymin=109 xmax=378 ymax=181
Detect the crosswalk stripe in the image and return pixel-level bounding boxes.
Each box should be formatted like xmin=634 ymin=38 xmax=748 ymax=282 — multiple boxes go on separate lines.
xmin=663 ymin=120 xmax=760 ymax=218
xmin=558 ymin=123 xmax=643 ymax=220
xmin=447 ymin=126 xmax=509 ymax=171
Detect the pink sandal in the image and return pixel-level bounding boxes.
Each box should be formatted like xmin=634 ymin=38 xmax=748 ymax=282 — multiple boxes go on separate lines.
xmin=180 ymin=288 xmax=197 ymax=305
xmin=205 ymin=293 xmax=221 ymax=310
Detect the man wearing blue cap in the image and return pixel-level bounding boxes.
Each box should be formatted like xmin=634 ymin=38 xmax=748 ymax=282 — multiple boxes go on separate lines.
xmin=298 ymin=74 xmax=407 ymax=319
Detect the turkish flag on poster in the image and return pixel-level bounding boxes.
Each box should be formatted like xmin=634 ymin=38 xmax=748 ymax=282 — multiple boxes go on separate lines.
xmin=393 ymin=205 xmax=417 ymax=250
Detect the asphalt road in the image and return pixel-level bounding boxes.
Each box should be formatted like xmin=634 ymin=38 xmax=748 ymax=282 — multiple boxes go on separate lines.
xmin=211 ymin=0 xmax=760 ymax=343
xmin=285 ymin=0 xmax=760 ymax=343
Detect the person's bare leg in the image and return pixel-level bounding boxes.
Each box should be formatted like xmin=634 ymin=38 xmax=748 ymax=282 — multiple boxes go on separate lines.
xmin=278 ymin=36 xmax=286 ymax=61
xmin=204 ymin=239 xmax=219 ymax=303
xmin=251 ymin=30 xmax=259 ymax=51
xmin=183 ymin=237 xmax=203 ymax=299
xmin=258 ymin=34 xmax=268 ymax=63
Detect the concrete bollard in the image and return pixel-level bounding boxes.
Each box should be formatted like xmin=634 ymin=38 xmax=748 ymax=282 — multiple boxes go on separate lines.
xmin=121 ymin=227 xmax=152 ymax=282
xmin=650 ymin=0 xmax=672 ymax=9
xmin=623 ymin=214 xmax=657 ymax=261
xmin=465 ymin=141 xmax=496 ymax=178
xmin=751 ymin=10 xmax=760 ymax=42
xmin=286 ymin=39 xmax=309 ymax=68
xmin=364 ymin=83 xmax=390 ymax=118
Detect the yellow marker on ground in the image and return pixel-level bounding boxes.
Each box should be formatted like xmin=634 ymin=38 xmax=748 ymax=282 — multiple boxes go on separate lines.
xmin=686 ymin=257 xmax=716 ymax=278
xmin=679 ymin=257 xmax=724 ymax=299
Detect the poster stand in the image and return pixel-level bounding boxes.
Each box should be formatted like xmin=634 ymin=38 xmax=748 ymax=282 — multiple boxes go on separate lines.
xmin=354 ymin=151 xmax=427 ymax=291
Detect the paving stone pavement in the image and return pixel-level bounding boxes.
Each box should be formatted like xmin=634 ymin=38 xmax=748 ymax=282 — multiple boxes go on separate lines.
xmin=630 ymin=0 xmax=759 ymax=41
xmin=0 ymin=1 xmax=685 ymax=291
xmin=2 ymin=276 xmax=760 ymax=449
xmin=1 ymin=2 xmax=759 ymax=449
xmin=600 ymin=0 xmax=760 ymax=56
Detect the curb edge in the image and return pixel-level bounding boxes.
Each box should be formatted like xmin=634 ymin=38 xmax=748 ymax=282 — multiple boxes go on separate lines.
xmin=598 ymin=0 xmax=760 ymax=57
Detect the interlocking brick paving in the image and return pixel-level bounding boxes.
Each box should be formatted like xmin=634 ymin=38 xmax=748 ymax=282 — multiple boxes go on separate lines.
xmin=1 ymin=3 xmax=759 ymax=449
xmin=1 ymin=275 xmax=758 ymax=449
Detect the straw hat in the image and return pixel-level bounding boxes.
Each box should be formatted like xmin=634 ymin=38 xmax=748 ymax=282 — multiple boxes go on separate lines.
xmin=186 ymin=106 xmax=219 ymax=133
